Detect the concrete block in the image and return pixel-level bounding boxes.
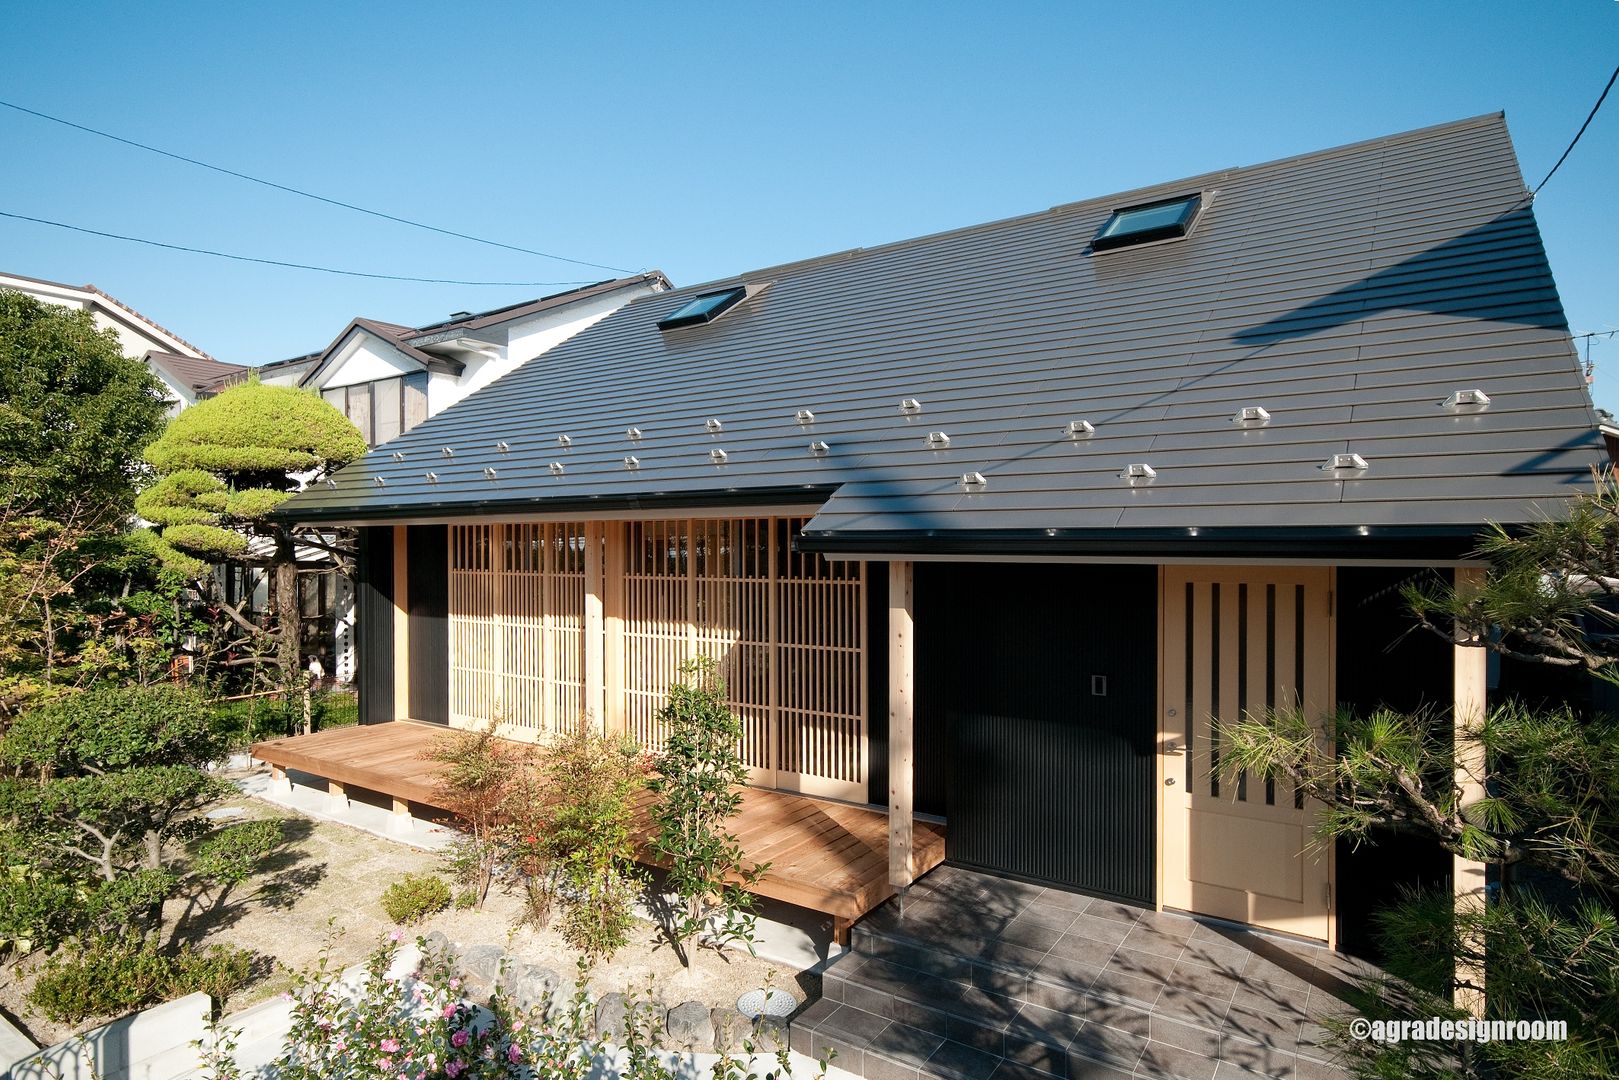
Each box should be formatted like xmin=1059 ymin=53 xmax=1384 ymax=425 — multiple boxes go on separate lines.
xmin=9 ymin=991 xmax=210 ymax=1080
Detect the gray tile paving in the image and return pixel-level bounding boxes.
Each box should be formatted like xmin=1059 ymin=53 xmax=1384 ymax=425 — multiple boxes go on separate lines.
xmin=802 ymin=865 xmax=1364 ymax=1079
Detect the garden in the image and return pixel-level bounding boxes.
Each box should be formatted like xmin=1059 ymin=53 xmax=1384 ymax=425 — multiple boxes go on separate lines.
xmin=0 ymin=292 xmax=826 ymax=1077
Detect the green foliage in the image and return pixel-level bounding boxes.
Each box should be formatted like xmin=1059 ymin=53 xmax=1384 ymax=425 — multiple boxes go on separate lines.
xmin=379 ymin=874 xmax=451 ymax=924
xmin=0 ymin=685 xmax=283 ymax=954
xmin=155 ymin=523 xmax=250 ymax=560
xmin=1335 ymin=890 xmax=1619 ymax=1080
xmin=210 ymin=689 xmax=357 ymax=750
xmin=522 ymin=722 xmax=649 ymax=961
xmin=1 ymin=683 xmax=224 ymax=772
xmin=222 ymin=487 xmax=293 ymax=520
xmin=0 ymin=290 xmax=170 ymax=517
xmin=0 ymin=290 xmax=173 ymax=714
xmin=432 ymin=721 xmax=527 ymax=909
xmin=1221 ymin=701 xmax=1619 ymax=886
xmin=648 ymin=657 xmax=767 ymax=965
xmin=133 ymin=469 xmax=230 ymax=527
xmin=0 ymin=865 xmax=84 ymax=957
xmin=26 ymin=935 xmax=256 ymax=1024
xmin=1405 ymin=469 xmax=1619 ymax=676
xmin=143 ymin=380 xmax=367 ymax=478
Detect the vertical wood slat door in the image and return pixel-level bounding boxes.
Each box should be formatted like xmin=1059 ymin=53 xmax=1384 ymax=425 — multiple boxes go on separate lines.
xmin=619 ymin=516 xmax=867 ymax=801
xmin=1161 ymin=566 xmax=1335 ymax=943
xmin=448 ymin=523 xmax=584 ymax=740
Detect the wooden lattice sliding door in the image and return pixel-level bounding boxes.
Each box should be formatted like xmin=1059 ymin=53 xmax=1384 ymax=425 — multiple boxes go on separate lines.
xmin=621 ymin=517 xmax=867 ymax=802
xmin=1161 ymin=566 xmax=1335 ymax=942
xmin=448 ymin=523 xmax=585 ymax=739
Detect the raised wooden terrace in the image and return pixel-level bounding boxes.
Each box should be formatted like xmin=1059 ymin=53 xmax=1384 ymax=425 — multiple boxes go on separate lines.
xmin=251 ymin=721 xmax=945 ymax=939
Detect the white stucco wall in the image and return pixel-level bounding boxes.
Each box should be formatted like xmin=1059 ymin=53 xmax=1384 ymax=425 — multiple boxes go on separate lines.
xmin=317 ymin=330 xmax=420 ymax=389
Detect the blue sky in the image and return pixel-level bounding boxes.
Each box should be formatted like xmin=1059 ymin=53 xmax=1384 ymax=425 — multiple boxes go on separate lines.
xmin=4 ymin=2 xmax=1617 ymax=407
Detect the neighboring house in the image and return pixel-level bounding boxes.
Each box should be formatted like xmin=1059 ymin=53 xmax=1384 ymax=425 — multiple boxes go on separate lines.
xmin=222 ymin=274 xmax=672 ymax=682
xmin=0 ymin=271 xmax=244 ymax=411
xmin=271 ymin=115 xmax=1601 ymax=961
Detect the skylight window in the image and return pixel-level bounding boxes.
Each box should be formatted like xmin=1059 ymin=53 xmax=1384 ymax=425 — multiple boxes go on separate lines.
xmin=657 ymin=286 xmax=747 ymax=330
xmin=1093 ymin=194 xmax=1203 ymax=251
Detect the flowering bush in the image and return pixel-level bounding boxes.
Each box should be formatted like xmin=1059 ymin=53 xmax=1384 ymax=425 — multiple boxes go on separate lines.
xmin=263 ymin=934 xmax=576 ymax=1080
xmin=199 ymin=934 xmax=830 ymax=1080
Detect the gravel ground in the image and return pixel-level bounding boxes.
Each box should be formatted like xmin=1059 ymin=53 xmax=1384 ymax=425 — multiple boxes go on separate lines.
xmin=0 ymin=795 xmax=800 ymax=1047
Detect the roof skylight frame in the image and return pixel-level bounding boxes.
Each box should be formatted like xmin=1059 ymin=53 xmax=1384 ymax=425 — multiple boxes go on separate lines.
xmin=657 ymin=286 xmax=748 ymax=331
xmin=1092 ymin=192 xmax=1206 ymax=252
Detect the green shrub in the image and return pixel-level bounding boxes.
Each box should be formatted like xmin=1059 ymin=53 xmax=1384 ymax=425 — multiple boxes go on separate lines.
xmin=0 ymin=866 xmax=84 ymax=957
xmin=532 ymin=722 xmax=648 ymax=961
xmin=380 ymin=874 xmax=451 ymax=924
xmin=27 ymin=937 xmax=256 ymax=1024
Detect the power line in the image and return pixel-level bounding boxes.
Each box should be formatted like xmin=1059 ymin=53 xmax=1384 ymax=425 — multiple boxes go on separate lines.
xmin=0 ymin=98 xmax=637 ymax=275
xmin=1534 ymin=63 xmax=1619 ymax=196
xmin=0 ymin=210 xmax=597 ymax=287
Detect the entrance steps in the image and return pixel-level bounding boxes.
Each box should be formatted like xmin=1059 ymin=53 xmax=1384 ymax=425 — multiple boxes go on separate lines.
xmin=791 ymin=867 xmax=1351 ymax=1080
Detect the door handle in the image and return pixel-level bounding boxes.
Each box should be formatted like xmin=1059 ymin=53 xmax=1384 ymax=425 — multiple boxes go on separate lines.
xmin=1163 ymin=742 xmax=1184 ymax=755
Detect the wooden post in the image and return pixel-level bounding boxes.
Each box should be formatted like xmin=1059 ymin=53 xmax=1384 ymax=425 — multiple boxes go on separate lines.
xmin=389 ymin=795 xmax=414 ymax=835
xmin=888 ymin=560 xmax=915 ymax=889
xmin=327 ymin=780 xmax=348 ymax=813
xmin=392 ymin=526 xmax=410 ymax=721
xmin=584 ymin=521 xmax=605 ymax=732
xmin=1454 ymin=564 xmax=1488 ymax=1017
xmin=603 ymin=522 xmax=626 ymax=735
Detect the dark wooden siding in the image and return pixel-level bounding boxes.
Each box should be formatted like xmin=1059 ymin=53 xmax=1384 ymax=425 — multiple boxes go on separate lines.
xmin=355 ymin=526 xmax=394 ymax=726
xmin=917 ymin=563 xmax=1157 ymax=903
xmin=865 ymin=565 xmax=889 ymax=806
xmin=407 ymin=525 xmax=449 ymax=725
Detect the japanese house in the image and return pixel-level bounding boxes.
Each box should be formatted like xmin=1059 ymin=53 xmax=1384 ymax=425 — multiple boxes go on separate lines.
xmin=265 ymin=113 xmax=1603 ymax=950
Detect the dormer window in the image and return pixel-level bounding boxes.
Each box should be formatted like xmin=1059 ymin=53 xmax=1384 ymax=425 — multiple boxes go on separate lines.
xmin=658 ymin=286 xmax=747 ymax=330
xmin=1093 ymin=194 xmax=1203 ymax=251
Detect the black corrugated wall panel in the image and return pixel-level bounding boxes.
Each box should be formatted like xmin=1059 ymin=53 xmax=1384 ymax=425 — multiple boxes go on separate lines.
xmin=407 ymin=525 xmax=449 ymax=725
xmin=917 ymin=563 xmax=1157 ymax=903
xmin=355 ymin=526 xmax=394 ymax=725
xmin=866 ymin=566 xmax=889 ymax=806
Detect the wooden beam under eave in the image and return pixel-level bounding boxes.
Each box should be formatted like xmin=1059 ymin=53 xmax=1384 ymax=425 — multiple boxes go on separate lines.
xmin=584 ymin=520 xmax=606 ymax=733
xmin=392 ymin=526 xmax=410 ymax=721
xmin=1453 ymin=565 xmax=1488 ymax=1017
xmin=889 ymin=560 xmax=915 ymax=889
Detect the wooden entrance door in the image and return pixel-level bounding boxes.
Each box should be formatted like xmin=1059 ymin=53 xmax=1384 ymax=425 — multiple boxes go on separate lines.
xmin=1161 ymin=566 xmax=1335 ymax=943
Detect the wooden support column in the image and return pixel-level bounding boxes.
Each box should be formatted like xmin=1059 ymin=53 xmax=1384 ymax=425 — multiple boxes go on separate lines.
xmin=392 ymin=526 xmax=410 ymax=721
xmin=584 ymin=521 xmax=606 ymax=732
xmin=1453 ymin=564 xmax=1488 ymax=1017
xmin=888 ymin=560 xmax=915 ymax=889
xmin=603 ymin=522 xmax=627 ymax=735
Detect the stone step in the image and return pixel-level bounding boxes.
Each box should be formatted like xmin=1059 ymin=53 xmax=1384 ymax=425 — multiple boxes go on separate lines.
xmin=822 ymin=953 xmax=1146 ymax=1078
xmin=847 ymin=916 xmax=1222 ymax=1040
xmin=793 ymin=988 xmax=1159 ymax=1080
xmin=830 ymin=919 xmax=1323 ymax=1079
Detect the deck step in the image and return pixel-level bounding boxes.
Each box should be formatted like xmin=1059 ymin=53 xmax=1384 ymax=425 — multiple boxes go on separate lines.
xmin=806 ymin=910 xmax=1321 ymax=1079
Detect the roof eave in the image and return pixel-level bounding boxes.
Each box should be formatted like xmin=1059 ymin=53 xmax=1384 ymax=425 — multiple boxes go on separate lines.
xmin=795 ymin=524 xmax=1493 ymax=562
xmin=273 ymin=484 xmax=839 ymax=526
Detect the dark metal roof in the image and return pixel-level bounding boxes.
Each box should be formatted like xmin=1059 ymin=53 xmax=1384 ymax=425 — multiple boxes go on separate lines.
xmin=145 ymin=350 xmax=247 ymax=393
xmin=281 ymin=114 xmax=1603 ymax=556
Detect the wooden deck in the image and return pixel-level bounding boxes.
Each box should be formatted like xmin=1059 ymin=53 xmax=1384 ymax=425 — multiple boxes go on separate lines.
xmin=251 ymin=721 xmax=944 ymax=932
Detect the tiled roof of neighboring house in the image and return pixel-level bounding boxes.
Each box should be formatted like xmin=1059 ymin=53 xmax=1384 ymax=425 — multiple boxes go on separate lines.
xmin=274 ymin=273 xmax=673 ymax=390
xmin=0 ymin=271 xmax=218 ymax=361
xmin=280 ymin=114 xmax=1603 ymax=559
xmin=145 ymin=351 xmax=247 ymax=393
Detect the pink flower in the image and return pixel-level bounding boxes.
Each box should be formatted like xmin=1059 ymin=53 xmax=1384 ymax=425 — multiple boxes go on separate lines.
xmin=451 ymin=1029 xmax=469 ymax=1048
xmin=448 ymin=978 xmax=461 ymax=990
xmin=443 ymin=1004 xmax=458 ymax=1019
xmin=381 ymin=1038 xmax=401 ymax=1053
xmin=446 ymin=1062 xmax=464 ymax=1078
xmin=390 ymin=929 xmax=404 ymax=943
xmin=507 ymin=1043 xmax=521 ymax=1064
xmin=378 ymin=1057 xmax=393 ymax=1071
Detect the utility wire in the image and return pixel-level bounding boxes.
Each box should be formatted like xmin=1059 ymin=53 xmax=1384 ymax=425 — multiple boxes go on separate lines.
xmin=1534 ymin=63 xmax=1619 ymax=196
xmin=0 ymin=210 xmax=596 ymax=287
xmin=0 ymin=98 xmax=637 ymax=275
